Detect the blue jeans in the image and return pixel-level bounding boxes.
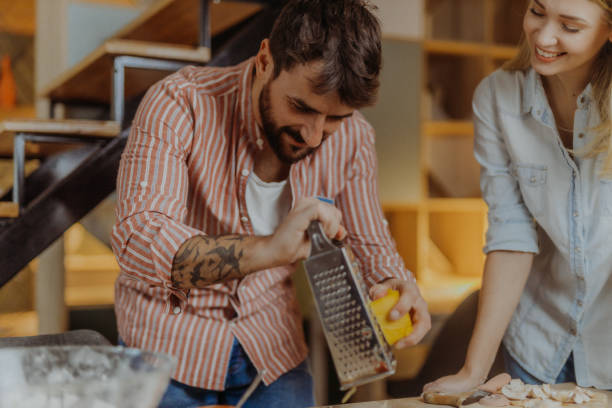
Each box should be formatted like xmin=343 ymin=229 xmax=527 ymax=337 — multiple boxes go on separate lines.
xmin=118 ymin=338 xmax=313 ymax=408
xmin=503 ymin=344 xmax=575 ymax=384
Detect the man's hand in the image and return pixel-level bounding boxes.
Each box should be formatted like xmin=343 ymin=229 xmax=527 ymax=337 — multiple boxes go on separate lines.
xmin=172 ymin=197 xmax=345 ymax=289
xmin=268 ymin=196 xmax=346 ymax=266
xmin=370 ymin=277 xmax=431 ymax=349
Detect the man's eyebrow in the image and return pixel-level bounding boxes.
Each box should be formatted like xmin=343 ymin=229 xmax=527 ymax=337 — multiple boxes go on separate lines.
xmin=289 ymin=97 xmax=320 ymax=114
xmin=289 ymin=96 xmax=353 ymax=120
xmin=534 ymin=0 xmax=588 ymax=24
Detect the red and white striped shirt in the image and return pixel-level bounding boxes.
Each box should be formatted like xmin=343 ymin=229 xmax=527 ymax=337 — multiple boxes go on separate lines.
xmin=111 ymin=58 xmax=411 ymax=390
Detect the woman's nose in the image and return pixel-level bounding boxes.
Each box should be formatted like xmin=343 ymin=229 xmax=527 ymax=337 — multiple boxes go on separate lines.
xmin=536 ymin=23 xmax=559 ymax=47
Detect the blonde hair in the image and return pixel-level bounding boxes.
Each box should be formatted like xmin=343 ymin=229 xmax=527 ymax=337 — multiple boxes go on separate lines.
xmin=504 ymin=0 xmax=612 ymax=177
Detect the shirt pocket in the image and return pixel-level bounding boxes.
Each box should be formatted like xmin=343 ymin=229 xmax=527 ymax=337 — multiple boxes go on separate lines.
xmin=600 ymin=179 xmax=612 ymax=217
xmin=512 ymin=164 xmax=548 ymax=217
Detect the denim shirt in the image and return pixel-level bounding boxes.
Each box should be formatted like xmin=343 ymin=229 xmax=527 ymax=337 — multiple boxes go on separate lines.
xmin=473 ymin=68 xmax=612 ymax=388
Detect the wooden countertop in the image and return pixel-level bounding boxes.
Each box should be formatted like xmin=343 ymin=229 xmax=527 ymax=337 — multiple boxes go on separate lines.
xmin=316 ymin=386 xmax=612 ymax=408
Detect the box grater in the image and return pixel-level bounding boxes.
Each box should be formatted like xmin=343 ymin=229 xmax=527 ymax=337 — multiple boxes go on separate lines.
xmin=303 ymin=221 xmax=396 ymax=391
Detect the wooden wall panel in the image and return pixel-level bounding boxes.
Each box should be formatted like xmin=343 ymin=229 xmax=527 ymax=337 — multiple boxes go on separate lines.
xmin=0 ymin=0 xmax=35 ymax=36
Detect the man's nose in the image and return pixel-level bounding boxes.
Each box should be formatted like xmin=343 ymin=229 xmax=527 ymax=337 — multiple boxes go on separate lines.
xmin=302 ymin=115 xmax=326 ymax=147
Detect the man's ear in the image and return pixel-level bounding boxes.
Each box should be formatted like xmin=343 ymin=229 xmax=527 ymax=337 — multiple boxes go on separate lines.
xmin=255 ymin=39 xmax=274 ymax=81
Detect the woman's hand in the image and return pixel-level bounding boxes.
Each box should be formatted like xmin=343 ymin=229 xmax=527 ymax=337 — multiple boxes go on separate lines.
xmin=424 ymin=370 xmax=511 ymax=394
xmin=423 ymin=366 xmax=486 ymax=394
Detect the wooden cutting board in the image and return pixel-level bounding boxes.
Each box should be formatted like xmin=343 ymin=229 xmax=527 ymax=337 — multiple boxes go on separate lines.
xmin=315 ymin=384 xmax=612 ymax=408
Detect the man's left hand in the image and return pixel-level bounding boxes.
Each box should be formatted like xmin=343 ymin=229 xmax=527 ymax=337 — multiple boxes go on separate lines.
xmin=370 ymin=277 xmax=431 ymax=349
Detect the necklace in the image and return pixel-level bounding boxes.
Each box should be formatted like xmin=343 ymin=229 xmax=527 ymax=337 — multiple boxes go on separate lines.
xmin=556 ymin=123 xmax=574 ymax=132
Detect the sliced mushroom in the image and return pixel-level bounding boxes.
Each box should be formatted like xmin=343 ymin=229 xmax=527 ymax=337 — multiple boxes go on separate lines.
xmin=480 ymin=394 xmax=511 ymax=407
xmin=549 ymin=389 xmax=573 ymax=403
xmin=522 ymin=399 xmax=562 ymax=408
xmin=571 ymin=387 xmax=592 ymax=404
xmin=501 ymin=379 xmax=529 ymax=400
xmin=540 ymin=384 xmax=552 ymax=398
xmin=527 ymin=385 xmax=547 ymax=399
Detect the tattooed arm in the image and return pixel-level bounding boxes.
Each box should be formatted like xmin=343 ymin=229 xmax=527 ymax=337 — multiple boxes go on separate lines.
xmin=171 ymin=197 xmax=347 ymax=289
xmin=171 ymin=234 xmax=275 ymax=289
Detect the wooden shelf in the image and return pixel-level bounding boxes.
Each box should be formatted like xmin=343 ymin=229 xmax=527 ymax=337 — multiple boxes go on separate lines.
xmin=64 ymin=225 xmax=120 ymax=307
xmin=426 ymin=198 xmax=486 ymax=212
xmin=423 ymin=120 xmax=473 ymax=137
xmin=0 ymin=202 xmax=19 ymax=218
xmin=0 ymin=311 xmax=38 ymax=338
xmin=0 ymin=106 xmax=36 ymax=122
xmin=424 ymin=39 xmax=517 ymax=59
xmin=381 ymin=201 xmax=422 ymax=212
xmin=0 ymin=119 xmax=120 ymax=138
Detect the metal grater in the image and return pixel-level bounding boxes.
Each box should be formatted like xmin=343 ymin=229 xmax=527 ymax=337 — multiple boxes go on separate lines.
xmin=303 ymin=221 xmax=396 ymax=391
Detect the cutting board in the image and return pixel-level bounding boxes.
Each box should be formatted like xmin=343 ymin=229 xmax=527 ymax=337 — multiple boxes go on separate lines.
xmin=314 ymin=384 xmax=611 ymax=408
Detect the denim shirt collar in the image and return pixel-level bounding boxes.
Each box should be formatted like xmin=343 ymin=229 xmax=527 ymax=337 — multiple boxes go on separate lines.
xmin=521 ymin=68 xmax=594 ymax=127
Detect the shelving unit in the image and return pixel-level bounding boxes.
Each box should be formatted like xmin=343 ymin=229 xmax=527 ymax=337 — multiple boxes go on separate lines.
xmin=384 ymin=0 xmax=526 ymax=315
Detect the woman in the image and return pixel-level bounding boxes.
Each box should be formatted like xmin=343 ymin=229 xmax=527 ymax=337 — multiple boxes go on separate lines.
xmin=425 ymin=0 xmax=612 ymax=391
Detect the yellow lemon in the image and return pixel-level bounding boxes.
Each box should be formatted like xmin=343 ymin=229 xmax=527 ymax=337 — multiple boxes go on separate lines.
xmin=370 ymin=289 xmax=412 ymax=346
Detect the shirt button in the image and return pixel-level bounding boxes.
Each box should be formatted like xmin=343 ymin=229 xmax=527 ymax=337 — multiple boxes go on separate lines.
xmin=241 ymin=216 xmax=249 ymax=223
xmin=577 ymin=275 xmax=585 ymax=282
xmin=570 ymin=327 xmax=577 ymax=336
xmin=573 ymin=212 xmax=579 ymax=218
xmin=578 ymin=133 xmax=585 ymax=139
xmin=530 ymin=176 xmax=537 ymax=183
xmin=577 ymin=300 xmax=583 ymax=307
xmin=173 ymin=306 xmax=181 ymax=315
xmin=576 ymin=247 xmax=582 ymax=254
xmin=256 ymin=138 xmax=264 ymax=147
xmin=140 ymin=181 xmax=148 ymax=187
xmin=241 ymin=169 xmax=249 ymax=177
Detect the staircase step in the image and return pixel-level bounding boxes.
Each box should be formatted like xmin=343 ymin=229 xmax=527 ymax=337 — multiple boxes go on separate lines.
xmin=0 ymin=202 xmax=18 ymax=218
xmin=0 ymin=119 xmax=120 ymax=138
xmin=41 ymin=39 xmax=211 ymax=105
xmin=117 ymin=0 xmax=263 ymax=46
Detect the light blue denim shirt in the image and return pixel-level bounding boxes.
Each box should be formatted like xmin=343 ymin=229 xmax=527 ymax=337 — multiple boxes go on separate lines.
xmin=473 ymin=67 xmax=612 ymax=389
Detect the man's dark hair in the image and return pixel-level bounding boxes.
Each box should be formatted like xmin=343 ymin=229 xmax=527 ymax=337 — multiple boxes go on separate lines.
xmin=268 ymin=0 xmax=382 ymax=109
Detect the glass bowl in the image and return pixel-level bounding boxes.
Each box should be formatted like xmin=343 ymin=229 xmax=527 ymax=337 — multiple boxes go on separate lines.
xmin=0 ymin=345 xmax=175 ymax=408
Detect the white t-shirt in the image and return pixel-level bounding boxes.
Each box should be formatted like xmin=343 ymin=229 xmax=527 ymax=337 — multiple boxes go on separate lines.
xmin=245 ymin=172 xmax=292 ymax=235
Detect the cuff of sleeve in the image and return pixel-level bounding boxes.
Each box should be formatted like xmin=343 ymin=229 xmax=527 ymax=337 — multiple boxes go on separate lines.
xmin=360 ymin=255 xmax=412 ymax=288
xmin=484 ymin=217 xmax=540 ymax=254
xmin=151 ymin=221 xmax=203 ymax=306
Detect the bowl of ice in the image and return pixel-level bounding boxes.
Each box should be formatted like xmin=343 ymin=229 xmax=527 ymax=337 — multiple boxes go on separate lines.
xmin=0 ymin=345 xmax=175 ymax=408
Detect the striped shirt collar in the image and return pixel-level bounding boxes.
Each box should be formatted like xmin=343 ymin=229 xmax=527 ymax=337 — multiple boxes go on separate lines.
xmin=237 ymin=57 xmax=265 ymax=150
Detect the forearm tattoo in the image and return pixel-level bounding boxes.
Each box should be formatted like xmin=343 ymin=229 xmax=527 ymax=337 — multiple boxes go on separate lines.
xmin=172 ymin=235 xmax=247 ymax=288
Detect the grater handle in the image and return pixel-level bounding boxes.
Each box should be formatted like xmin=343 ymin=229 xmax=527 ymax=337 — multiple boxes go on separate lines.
xmin=307 ymin=220 xmax=337 ymax=256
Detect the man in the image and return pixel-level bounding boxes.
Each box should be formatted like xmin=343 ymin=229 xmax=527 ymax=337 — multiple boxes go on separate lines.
xmin=111 ymin=1 xmax=431 ymax=407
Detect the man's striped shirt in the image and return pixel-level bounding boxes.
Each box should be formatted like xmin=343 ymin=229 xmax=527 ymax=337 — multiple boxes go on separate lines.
xmin=111 ymin=58 xmax=411 ymax=390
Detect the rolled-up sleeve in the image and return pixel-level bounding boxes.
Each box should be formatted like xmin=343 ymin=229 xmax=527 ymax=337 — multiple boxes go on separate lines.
xmin=473 ymin=77 xmax=539 ymax=254
xmin=111 ymin=77 xmax=202 ymax=302
xmin=337 ymin=118 xmax=412 ymax=288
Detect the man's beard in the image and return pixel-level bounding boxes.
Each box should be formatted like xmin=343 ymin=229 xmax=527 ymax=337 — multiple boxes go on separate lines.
xmin=259 ymin=81 xmax=316 ymax=164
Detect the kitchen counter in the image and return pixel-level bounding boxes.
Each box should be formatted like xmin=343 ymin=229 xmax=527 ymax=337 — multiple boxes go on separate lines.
xmin=315 ymin=385 xmax=612 ymax=408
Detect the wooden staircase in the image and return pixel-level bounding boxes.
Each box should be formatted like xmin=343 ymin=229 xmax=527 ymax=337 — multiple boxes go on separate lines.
xmin=0 ymin=0 xmax=282 ymax=289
